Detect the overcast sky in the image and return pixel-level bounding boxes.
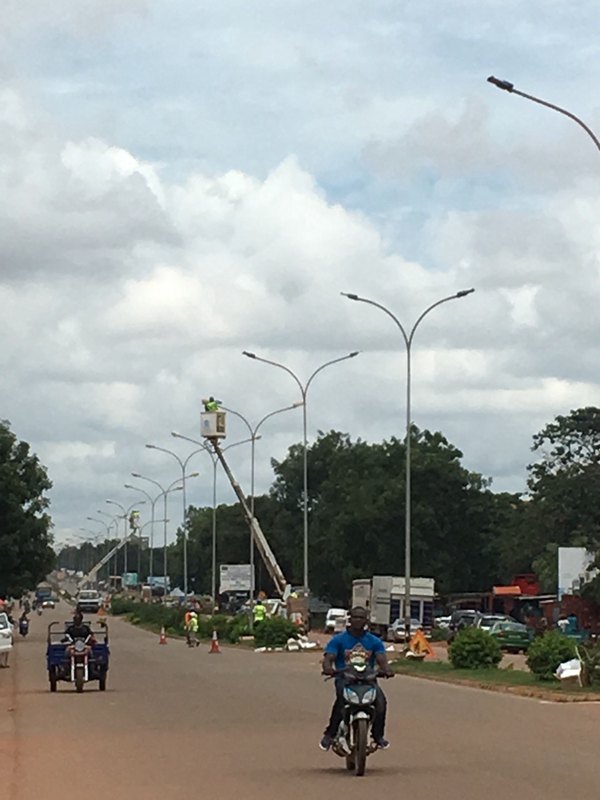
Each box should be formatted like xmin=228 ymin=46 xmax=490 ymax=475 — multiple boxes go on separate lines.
xmin=2 ymin=1 xmax=599 ymax=549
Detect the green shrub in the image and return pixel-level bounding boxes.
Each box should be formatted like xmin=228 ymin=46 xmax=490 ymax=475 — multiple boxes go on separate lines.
xmin=253 ymin=617 xmax=299 ymax=648
xmin=430 ymin=627 xmax=449 ymax=642
xmin=110 ymin=597 xmax=137 ymax=616
xmin=448 ymin=627 xmax=502 ymax=669
xmin=526 ymin=632 xmax=576 ymax=681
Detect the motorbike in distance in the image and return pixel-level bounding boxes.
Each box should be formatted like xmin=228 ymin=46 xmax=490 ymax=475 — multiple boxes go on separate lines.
xmin=325 ymin=650 xmax=391 ymax=777
xmin=19 ymin=617 xmax=29 ymax=637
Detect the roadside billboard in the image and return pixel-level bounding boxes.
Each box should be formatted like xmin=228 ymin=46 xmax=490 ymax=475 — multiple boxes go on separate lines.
xmin=220 ymin=564 xmax=252 ymax=593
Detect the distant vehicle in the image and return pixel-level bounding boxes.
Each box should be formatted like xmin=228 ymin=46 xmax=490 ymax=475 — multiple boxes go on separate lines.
xmin=476 ymin=614 xmax=515 ymax=632
xmin=434 ymin=615 xmax=451 ymax=629
xmin=41 ymin=599 xmax=55 ymax=609
xmin=387 ymin=618 xmax=423 ymax=643
xmin=489 ymin=621 xmax=532 ymax=653
xmin=447 ymin=610 xmax=480 ymax=643
xmin=0 ymin=612 xmax=13 ymax=665
xmin=352 ymin=576 xmax=435 ymax=640
xmin=325 ymin=608 xmax=348 ymax=634
xmin=76 ymin=590 xmax=102 ymax=614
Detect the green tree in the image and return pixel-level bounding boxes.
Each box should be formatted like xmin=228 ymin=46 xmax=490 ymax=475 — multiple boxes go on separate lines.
xmin=0 ymin=420 xmax=55 ymax=595
xmin=525 ymin=407 xmax=600 ymax=592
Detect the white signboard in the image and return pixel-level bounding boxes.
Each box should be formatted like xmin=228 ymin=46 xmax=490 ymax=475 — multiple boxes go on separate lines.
xmin=558 ymin=547 xmax=597 ymax=599
xmin=220 ymin=564 xmax=252 ymax=593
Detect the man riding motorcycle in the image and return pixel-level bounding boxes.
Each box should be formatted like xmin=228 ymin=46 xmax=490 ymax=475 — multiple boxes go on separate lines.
xmin=62 ymin=610 xmax=95 ymax=644
xmin=320 ymin=606 xmax=393 ymax=752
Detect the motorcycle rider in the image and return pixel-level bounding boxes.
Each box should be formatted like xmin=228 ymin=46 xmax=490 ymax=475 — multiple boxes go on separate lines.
xmin=63 ymin=610 xmax=94 ymax=644
xmin=320 ymin=606 xmax=393 ymax=752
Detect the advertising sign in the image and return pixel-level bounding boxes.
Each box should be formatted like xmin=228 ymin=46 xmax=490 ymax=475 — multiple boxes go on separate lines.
xmin=122 ymin=572 xmax=139 ymax=587
xmin=220 ymin=564 xmax=252 ymax=593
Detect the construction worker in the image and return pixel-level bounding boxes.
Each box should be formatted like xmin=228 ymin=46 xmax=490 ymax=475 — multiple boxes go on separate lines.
xmin=188 ymin=611 xmax=199 ymax=647
xmin=184 ymin=608 xmax=194 ymax=646
xmin=203 ymin=396 xmax=221 ymax=412
xmin=253 ymin=599 xmax=267 ymax=625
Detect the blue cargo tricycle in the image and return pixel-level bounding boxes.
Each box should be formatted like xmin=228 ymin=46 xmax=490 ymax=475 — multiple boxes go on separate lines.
xmin=46 ymin=620 xmax=110 ymax=693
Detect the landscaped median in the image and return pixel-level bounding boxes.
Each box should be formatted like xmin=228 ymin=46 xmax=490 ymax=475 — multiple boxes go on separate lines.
xmin=392 ymin=628 xmax=600 ymax=702
xmin=109 ymin=597 xmax=305 ymax=649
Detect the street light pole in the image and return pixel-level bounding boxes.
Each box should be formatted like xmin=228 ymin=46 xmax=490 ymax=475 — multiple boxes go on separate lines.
xmin=242 ymin=351 xmax=359 ymax=592
xmin=171 ymin=432 xmax=256 ymax=603
xmin=130 ymin=473 xmax=190 ymax=594
xmin=342 ymin=289 xmax=474 ymax=641
xmin=221 ymin=403 xmax=302 ymax=601
xmin=105 ymin=500 xmax=145 ymax=578
xmin=486 ymin=76 xmax=600 ymax=152
xmin=124 ymin=484 xmax=160 ymax=587
xmin=145 ymin=444 xmax=206 ymax=597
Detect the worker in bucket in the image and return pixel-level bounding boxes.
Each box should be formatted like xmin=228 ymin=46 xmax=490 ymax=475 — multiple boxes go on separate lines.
xmin=187 ymin=610 xmax=200 ymax=647
xmin=202 ymin=396 xmax=221 ymax=412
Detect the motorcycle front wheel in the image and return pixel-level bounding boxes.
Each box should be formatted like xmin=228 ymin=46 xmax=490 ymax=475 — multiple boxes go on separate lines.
xmin=354 ymin=718 xmax=368 ymax=776
xmin=75 ymin=669 xmax=84 ymax=693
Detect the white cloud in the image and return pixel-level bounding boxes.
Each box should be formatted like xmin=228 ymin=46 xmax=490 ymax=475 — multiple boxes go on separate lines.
xmin=2 ymin=2 xmax=600 ymax=551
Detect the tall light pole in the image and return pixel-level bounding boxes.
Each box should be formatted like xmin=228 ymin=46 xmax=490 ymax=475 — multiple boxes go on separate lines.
xmin=145 ymin=444 xmax=206 ymax=597
xmin=105 ymin=499 xmax=146 ymax=579
xmin=130 ymin=474 xmax=192 ymax=593
xmin=487 ymin=76 xmax=600 ymax=153
xmin=124 ymin=484 xmax=159 ymax=587
xmin=242 ymin=350 xmax=359 ymax=593
xmin=342 ymin=289 xmax=475 ymax=641
xmin=171 ymin=432 xmax=256 ymax=602
xmin=221 ymin=403 xmax=302 ymax=602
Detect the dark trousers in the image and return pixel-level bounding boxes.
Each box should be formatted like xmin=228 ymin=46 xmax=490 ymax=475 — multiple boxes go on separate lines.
xmin=324 ymin=678 xmax=387 ymax=740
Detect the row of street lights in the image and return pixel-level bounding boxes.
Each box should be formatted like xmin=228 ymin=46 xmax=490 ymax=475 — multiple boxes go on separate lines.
xmin=76 ymin=78 xmax=596 ymax=615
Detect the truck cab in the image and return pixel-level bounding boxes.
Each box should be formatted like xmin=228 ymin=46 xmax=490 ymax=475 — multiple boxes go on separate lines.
xmin=76 ymin=589 xmax=102 ymax=614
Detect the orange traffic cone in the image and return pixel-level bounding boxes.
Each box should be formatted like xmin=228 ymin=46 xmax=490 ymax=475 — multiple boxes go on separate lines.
xmin=209 ymin=629 xmax=221 ymax=654
xmin=159 ymin=626 xmax=167 ymax=645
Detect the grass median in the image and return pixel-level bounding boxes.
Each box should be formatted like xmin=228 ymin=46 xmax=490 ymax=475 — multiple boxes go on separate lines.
xmin=391 ymin=657 xmax=600 ymax=701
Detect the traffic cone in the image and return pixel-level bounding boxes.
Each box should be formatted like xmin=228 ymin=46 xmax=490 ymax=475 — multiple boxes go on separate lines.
xmin=159 ymin=626 xmax=167 ymax=645
xmin=209 ymin=629 xmax=221 ymax=654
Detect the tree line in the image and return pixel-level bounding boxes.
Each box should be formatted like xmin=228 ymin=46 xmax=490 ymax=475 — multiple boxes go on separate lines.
xmin=6 ymin=408 xmax=600 ymax=605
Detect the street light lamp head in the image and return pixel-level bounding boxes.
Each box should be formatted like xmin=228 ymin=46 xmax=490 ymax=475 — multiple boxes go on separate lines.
xmin=487 ymin=75 xmax=514 ymax=92
xmin=456 ymin=288 xmax=475 ymax=298
xmin=242 ymin=350 xmax=256 ymax=359
xmin=348 ymin=351 xmax=360 ymax=358
xmin=341 ymin=292 xmax=359 ymax=301
xmin=145 ymin=444 xmax=157 ymax=450
xmin=188 ymin=472 xmax=200 ymax=478
xmin=131 ymin=472 xmax=142 ymax=478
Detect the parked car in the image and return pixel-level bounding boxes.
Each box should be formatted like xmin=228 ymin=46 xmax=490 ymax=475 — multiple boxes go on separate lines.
xmin=325 ymin=608 xmax=348 ymax=634
xmin=447 ymin=609 xmax=480 ymax=643
xmin=476 ymin=614 xmax=515 ymax=632
xmin=434 ymin=615 xmax=452 ymax=630
xmin=387 ymin=618 xmax=423 ymax=643
xmin=489 ymin=620 xmax=532 ymax=653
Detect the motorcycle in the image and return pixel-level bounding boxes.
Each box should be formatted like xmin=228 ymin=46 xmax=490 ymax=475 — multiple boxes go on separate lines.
xmin=19 ymin=618 xmax=29 ymax=637
xmin=66 ymin=634 xmax=93 ymax=693
xmin=327 ymin=652 xmax=387 ymax=777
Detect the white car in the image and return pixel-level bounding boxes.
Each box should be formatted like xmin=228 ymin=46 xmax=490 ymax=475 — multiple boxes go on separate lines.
xmin=387 ymin=618 xmax=423 ymax=643
xmin=325 ymin=608 xmax=348 ymax=634
xmin=0 ymin=612 xmax=13 ymax=667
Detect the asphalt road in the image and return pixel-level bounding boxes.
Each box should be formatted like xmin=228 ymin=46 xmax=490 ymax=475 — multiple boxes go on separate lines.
xmin=2 ymin=613 xmax=600 ymax=800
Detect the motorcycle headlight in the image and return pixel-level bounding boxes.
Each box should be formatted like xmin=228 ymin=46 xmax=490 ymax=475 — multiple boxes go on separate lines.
xmin=74 ymin=640 xmax=86 ymax=653
xmin=343 ymin=687 xmax=361 ymax=705
xmin=361 ymin=688 xmax=377 ymax=705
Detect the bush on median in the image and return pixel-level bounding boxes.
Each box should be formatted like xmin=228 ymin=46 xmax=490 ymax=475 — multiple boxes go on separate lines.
xmin=448 ymin=627 xmax=502 ymax=669
xmin=526 ymin=631 xmax=576 ymax=681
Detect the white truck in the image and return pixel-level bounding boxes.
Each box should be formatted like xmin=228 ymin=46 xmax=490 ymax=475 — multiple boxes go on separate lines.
xmin=352 ymin=576 xmax=435 ymax=639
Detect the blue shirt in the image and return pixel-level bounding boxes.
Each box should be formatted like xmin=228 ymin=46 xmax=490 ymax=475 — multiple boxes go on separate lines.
xmin=325 ymin=630 xmax=385 ymax=671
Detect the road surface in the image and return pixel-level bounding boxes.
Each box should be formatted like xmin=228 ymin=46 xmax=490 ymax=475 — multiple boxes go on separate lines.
xmin=1 ymin=613 xmax=599 ymax=800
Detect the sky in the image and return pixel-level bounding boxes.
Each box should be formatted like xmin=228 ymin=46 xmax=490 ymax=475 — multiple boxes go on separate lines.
xmin=2 ymin=1 xmax=599 ymax=550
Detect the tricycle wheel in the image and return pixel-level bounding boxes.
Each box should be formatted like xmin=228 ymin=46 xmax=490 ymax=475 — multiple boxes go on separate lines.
xmin=75 ymin=671 xmax=84 ymax=693
xmin=49 ymin=671 xmax=57 ymax=693
xmin=99 ymin=672 xmax=107 ymax=691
